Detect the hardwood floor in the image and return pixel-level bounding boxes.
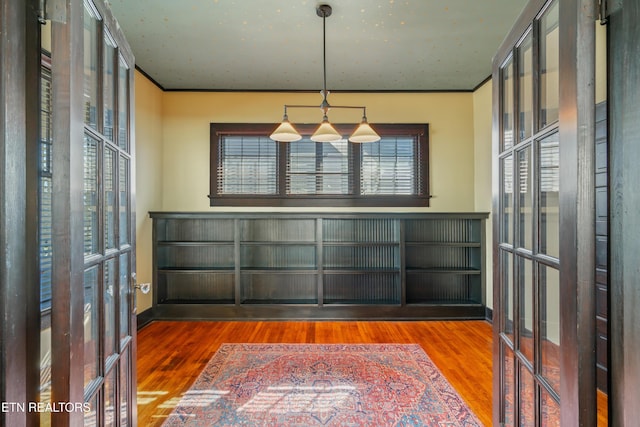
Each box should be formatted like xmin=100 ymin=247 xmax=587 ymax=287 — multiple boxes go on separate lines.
xmin=136 ymin=320 xmax=607 ymax=426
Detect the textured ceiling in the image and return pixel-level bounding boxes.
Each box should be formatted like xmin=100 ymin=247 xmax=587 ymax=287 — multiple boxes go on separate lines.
xmin=107 ymin=0 xmax=527 ymax=91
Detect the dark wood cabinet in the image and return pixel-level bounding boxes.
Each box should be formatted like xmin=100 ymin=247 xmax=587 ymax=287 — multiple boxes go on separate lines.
xmin=149 ymin=212 xmax=488 ymax=320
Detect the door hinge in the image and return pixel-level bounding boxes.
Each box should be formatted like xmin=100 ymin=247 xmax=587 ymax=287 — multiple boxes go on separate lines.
xmin=39 ymin=0 xmax=67 ymax=24
xmin=599 ymin=0 xmax=609 ymax=24
xmin=600 ymin=0 xmax=622 ymax=25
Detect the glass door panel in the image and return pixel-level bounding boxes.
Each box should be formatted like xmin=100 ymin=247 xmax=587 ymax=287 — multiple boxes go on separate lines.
xmin=540 ymin=265 xmax=560 ymax=394
xmin=105 ymin=147 xmax=117 ymax=250
xmin=502 ymin=57 xmax=515 ymax=151
xmin=495 ymin=1 xmax=562 ymax=425
xmin=540 ymin=1 xmax=560 ymax=128
xmin=518 ymin=258 xmax=534 ymax=364
xmin=517 ymin=147 xmax=533 ymax=250
xmin=117 ymin=58 xmax=129 ymax=151
xmin=84 ymin=266 xmax=100 ymax=389
xmin=119 ymin=253 xmax=130 ymax=344
xmin=119 ymin=157 xmax=130 ymax=246
xmin=501 ymin=250 xmax=515 ymax=344
xmin=104 ymin=34 xmax=117 ymax=141
xmin=539 ymin=133 xmax=559 ymax=258
xmin=105 ymin=258 xmax=117 ymax=359
xmin=518 ymin=32 xmax=534 ymax=142
xmin=501 ymin=155 xmax=514 ymax=245
xmin=84 ymin=5 xmax=99 ymax=130
xmin=84 ymin=135 xmax=100 ymax=256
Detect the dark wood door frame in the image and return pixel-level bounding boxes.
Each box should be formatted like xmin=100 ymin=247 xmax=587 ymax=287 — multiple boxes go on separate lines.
xmin=0 ymin=0 xmax=42 ymax=425
xmin=608 ymin=0 xmax=640 ymax=423
xmin=557 ymin=0 xmax=597 ymax=424
xmin=49 ymin=0 xmax=88 ymax=423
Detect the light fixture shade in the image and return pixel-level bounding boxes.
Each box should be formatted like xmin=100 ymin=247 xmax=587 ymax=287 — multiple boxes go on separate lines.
xmin=270 ymin=119 xmax=302 ymax=142
xmin=310 ymin=118 xmax=342 ymax=142
xmin=349 ymin=119 xmax=381 ymax=143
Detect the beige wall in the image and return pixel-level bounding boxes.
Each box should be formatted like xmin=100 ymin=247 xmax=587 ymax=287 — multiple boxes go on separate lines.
xmin=134 ymin=70 xmax=164 ymax=313
xmin=160 ymin=91 xmax=477 ymax=212
xmin=472 ymin=79 xmax=494 ymax=310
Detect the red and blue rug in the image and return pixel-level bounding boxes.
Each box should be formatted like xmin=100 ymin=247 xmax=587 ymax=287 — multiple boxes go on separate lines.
xmin=162 ymin=343 xmax=482 ymax=426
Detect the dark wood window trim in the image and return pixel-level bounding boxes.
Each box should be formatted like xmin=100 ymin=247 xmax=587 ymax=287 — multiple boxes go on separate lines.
xmin=209 ymin=123 xmax=430 ymax=207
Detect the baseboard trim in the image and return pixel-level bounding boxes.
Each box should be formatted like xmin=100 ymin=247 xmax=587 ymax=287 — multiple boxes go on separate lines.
xmin=485 ymin=307 xmax=493 ymax=323
xmin=137 ymin=308 xmax=156 ymax=330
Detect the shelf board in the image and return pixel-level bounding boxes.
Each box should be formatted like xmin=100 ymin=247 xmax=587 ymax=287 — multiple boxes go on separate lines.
xmin=240 ymin=268 xmax=318 ymax=273
xmin=405 ymin=242 xmax=481 ymax=247
xmin=158 ymin=267 xmax=235 ymax=273
xmin=159 ymin=299 xmax=235 ymax=305
xmin=240 ymin=241 xmax=316 ymax=246
xmin=322 ymin=241 xmax=399 ymax=246
xmin=240 ymin=299 xmax=318 ymax=305
xmin=406 ymin=299 xmax=484 ymax=306
xmin=322 ymin=268 xmax=400 ymax=274
xmin=323 ymin=300 xmax=401 ymax=306
xmin=158 ymin=241 xmax=234 ymax=246
xmin=405 ymin=268 xmax=481 ymax=274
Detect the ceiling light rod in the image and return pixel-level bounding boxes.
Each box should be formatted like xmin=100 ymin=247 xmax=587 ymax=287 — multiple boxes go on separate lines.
xmin=269 ymin=4 xmax=381 ymax=144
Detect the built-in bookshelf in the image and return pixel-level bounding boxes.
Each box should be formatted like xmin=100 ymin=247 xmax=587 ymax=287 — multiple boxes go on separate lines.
xmin=149 ymin=212 xmax=488 ymax=320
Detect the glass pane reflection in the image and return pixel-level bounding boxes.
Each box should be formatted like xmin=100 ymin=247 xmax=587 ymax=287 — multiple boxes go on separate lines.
xmin=541 ymin=389 xmax=561 ymax=426
xmin=541 ymin=265 xmax=561 ymax=395
xmin=519 ymin=365 xmax=535 ymax=427
xmin=84 ymin=266 xmax=99 ymax=389
xmin=103 ymin=35 xmax=116 ymax=141
xmin=105 ymin=258 xmax=116 ymax=358
xmin=502 ymin=344 xmax=515 ymax=427
xmin=518 ymin=147 xmax=532 ymax=250
xmin=83 ymin=6 xmax=99 ymax=130
xmin=518 ymin=32 xmax=533 ymax=140
xmin=104 ymin=370 xmax=116 ymax=427
xmin=119 ymin=349 xmax=130 ymax=424
xmin=502 ymin=250 xmax=514 ymax=344
xmin=502 ymin=57 xmax=515 ymax=151
xmin=84 ymin=134 xmax=99 ymax=256
xmin=105 ymin=148 xmax=116 ymax=250
xmin=539 ymin=133 xmax=559 ymax=258
xmin=518 ymin=257 xmax=534 ymax=363
xmin=119 ymin=157 xmax=129 ymax=246
xmin=540 ymin=1 xmax=560 ymax=128
xmin=119 ymin=253 xmax=130 ymax=343
xmin=501 ymin=155 xmax=514 ymax=245
xmin=118 ymin=58 xmax=129 ymax=150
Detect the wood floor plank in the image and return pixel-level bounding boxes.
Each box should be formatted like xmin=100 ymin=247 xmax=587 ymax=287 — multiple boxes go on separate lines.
xmin=136 ymin=320 xmax=607 ymax=426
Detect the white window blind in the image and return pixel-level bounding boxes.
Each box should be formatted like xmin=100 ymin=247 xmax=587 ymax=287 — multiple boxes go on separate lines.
xmin=287 ymin=139 xmax=350 ymax=195
xmin=361 ymin=136 xmax=417 ymax=195
xmin=218 ymin=135 xmax=278 ymax=194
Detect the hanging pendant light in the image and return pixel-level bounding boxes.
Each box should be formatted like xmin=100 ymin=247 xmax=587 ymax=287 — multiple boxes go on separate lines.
xmin=311 ymin=115 xmax=342 ymax=142
xmin=270 ymin=109 xmax=302 ymax=142
xmin=349 ymin=112 xmax=380 ymax=143
xmin=270 ymin=4 xmax=380 ymax=144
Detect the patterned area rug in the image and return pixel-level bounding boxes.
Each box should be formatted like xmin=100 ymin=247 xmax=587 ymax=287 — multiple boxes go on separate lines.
xmin=162 ymin=343 xmax=482 ymax=426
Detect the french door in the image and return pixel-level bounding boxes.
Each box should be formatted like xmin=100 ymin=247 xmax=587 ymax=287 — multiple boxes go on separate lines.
xmin=492 ymin=0 xmax=598 ymax=425
xmin=44 ymin=0 xmax=137 ymax=425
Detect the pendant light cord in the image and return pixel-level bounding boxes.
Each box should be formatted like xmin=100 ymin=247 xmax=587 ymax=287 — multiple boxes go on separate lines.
xmin=322 ymin=11 xmax=327 ymax=98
